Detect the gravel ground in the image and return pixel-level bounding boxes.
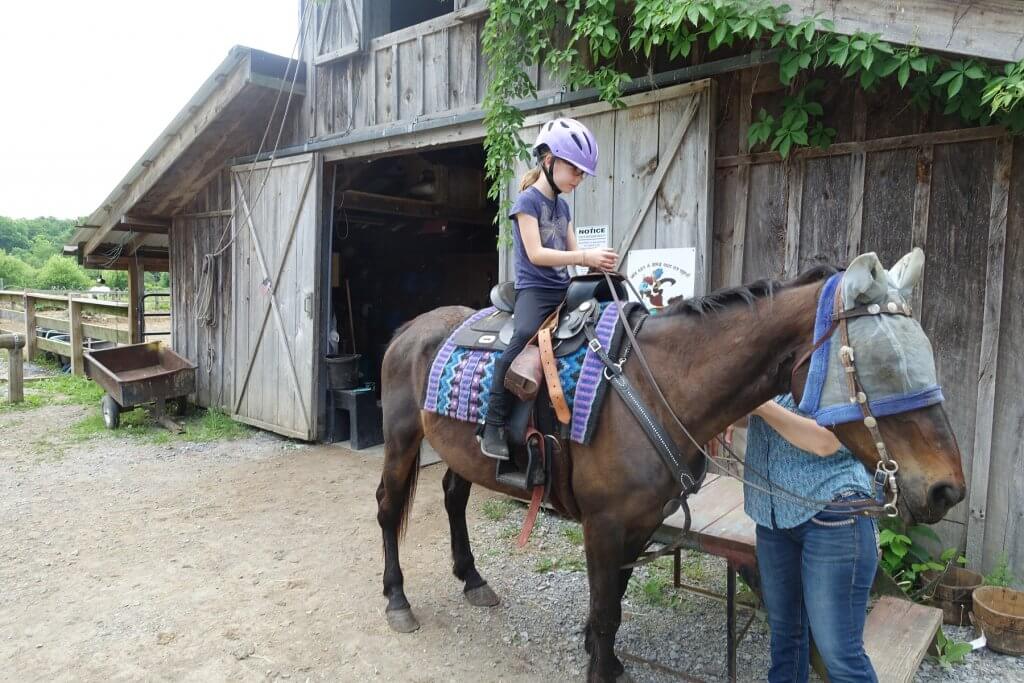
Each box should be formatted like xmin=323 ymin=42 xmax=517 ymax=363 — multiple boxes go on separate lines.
xmin=471 ymin=501 xmax=1023 ymax=682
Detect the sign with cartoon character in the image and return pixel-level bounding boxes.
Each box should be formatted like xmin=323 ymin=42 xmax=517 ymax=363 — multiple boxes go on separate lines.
xmin=626 ymin=248 xmax=696 ymax=312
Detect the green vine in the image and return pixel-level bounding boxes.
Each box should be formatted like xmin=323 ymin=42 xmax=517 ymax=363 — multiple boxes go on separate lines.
xmin=481 ymin=0 xmax=1024 ymax=221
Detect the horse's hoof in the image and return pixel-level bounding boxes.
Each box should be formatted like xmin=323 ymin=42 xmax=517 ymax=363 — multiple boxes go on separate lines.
xmin=464 ymin=583 xmax=500 ymax=607
xmin=386 ymin=608 xmax=420 ymax=633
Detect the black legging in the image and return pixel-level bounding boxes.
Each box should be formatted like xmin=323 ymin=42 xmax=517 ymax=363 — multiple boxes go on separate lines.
xmin=486 ymin=286 xmax=566 ymax=426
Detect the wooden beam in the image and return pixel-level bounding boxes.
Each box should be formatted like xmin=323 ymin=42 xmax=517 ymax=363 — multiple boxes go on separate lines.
xmin=128 ymin=261 xmax=144 ymax=343
xmin=82 ymin=253 xmax=169 ymax=271
xmin=23 ymin=294 xmax=36 ymax=361
xmin=966 ymin=136 xmax=1013 ymax=567
xmin=69 ymin=297 xmax=84 ymax=377
xmin=782 ymin=0 xmax=1024 ymax=64
xmin=123 ymin=233 xmax=150 ymax=256
xmin=314 ymin=43 xmax=360 ymax=67
xmin=122 ymin=215 xmax=171 ymax=230
xmin=718 ymin=126 xmax=1006 ymax=168
xmin=338 ymin=190 xmax=494 ymax=224
xmin=84 ymin=56 xmax=253 ymax=257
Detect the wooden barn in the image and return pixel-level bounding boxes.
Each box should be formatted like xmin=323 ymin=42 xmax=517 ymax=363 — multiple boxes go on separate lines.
xmin=67 ymin=0 xmax=1023 ymax=576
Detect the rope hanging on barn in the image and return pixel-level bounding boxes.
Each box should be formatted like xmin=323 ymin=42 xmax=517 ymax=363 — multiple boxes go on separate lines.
xmin=196 ymin=253 xmax=217 ymax=327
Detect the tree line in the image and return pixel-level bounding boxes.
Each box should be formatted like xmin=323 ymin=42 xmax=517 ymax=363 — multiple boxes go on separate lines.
xmin=0 ymin=215 xmax=169 ymax=291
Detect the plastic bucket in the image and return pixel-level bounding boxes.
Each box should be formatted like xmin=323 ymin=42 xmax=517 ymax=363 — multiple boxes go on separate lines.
xmin=325 ymin=354 xmax=360 ymax=390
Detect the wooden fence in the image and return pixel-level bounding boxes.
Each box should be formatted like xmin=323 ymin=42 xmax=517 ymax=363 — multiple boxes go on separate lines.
xmin=0 ymin=291 xmax=137 ymax=376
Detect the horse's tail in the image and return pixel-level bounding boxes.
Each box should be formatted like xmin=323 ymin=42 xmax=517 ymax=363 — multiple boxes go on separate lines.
xmin=396 ymin=449 xmax=421 ymax=541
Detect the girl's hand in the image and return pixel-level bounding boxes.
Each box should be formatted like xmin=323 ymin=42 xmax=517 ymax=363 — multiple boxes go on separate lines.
xmin=707 ymin=424 xmax=735 ymax=458
xmin=582 ymin=248 xmax=619 ymax=271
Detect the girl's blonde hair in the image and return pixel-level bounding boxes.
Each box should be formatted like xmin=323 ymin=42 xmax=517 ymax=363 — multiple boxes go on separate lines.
xmin=519 ymin=149 xmax=553 ymax=191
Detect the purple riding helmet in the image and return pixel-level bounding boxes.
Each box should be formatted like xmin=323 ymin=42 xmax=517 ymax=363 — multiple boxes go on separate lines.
xmin=532 ymin=117 xmax=599 ymax=176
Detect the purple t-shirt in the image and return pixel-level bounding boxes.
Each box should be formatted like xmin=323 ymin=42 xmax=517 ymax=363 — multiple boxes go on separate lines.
xmin=510 ymin=186 xmax=572 ymax=290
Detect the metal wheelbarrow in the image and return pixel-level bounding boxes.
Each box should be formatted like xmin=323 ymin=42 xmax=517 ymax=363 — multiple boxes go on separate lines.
xmin=84 ymin=342 xmax=197 ymax=433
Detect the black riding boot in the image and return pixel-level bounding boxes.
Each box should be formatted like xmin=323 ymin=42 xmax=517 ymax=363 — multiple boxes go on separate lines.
xmin=481 ymin=391 xmax=510 ymax=460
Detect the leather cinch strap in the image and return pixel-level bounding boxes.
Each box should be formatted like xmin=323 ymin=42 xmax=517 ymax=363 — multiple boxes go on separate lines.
xmin=538 ymin=326 xmax=571 ymax=424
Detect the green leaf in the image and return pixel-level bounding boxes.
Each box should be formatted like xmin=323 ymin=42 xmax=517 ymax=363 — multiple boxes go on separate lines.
xmin=965 ymin=65 xmax=986 ymax=80
xmin=910 ymin=57 xmax=929 ymax=73
xmin=935 ymin=70 xmax=958 ymax=86
xmin=861 ymin=49 xmax=874 ymax=70
xmin=792 ymin=130 xmax=808 ymax=145
xmin=949 ymin=73 xmax=964 ymax=98
xmin=898 ymin=62 xmax=911 ymax=87
xmin=779 ymin=136 xmax=793 ymax=158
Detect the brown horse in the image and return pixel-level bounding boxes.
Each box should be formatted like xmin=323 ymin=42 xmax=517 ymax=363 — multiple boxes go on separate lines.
xmin=376 ymin=255 xmax=965 ymax=682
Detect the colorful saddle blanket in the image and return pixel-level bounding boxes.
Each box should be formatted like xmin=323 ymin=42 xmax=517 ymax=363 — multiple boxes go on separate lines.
xmin=423 ymin=302 xmax=636 ymax=444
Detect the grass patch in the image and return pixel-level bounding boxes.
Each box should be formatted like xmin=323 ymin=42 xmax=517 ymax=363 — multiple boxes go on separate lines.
xmin=481 ymin=498 xmax=516 ymax=522
xmin=627 ymin=557 xmax=686 ymax=610
xmin=681 ymin=554 xmax=706 ymax=582
xmin=534 ymin=556 xmax=587 ymax=573
xmin=561 ymin=525 xmax=584 ymax=546
xmin=180 ymin=408 xmax=251 ymax=442
xmin=1 ymin=372 xmax=105 ymax=413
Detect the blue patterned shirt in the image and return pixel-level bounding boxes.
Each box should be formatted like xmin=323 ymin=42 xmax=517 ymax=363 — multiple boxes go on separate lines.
xmin=743 ymin=394 xmax=874 ymax=529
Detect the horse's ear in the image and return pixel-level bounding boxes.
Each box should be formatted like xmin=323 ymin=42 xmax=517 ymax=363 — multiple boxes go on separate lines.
xmin=887 ymin=247 xmax=925 ymax=299
xmin=843 ymin=252 xmax=888 ymax=309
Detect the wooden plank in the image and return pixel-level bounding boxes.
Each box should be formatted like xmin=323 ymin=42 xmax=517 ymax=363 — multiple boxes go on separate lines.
xmin=729 ymin=71 xmax=753 ymax=286
xmin=966 ymin=136 xmax=1013 ymax=567
xmin=397 ymin=39 xmax=421 ymax=121
xmin=846 ymin=90 xmax=867 ymax=264
xmin=799 ymin=156 xmax=852 ymax=271
xmin=742 ymin=162 xmax=788 ymax=281
xmin=984 ymin=136 xmax=1024 ymax=574
xmin=69 ymin=298 xmax=84 ymax=377
xmin=862 ymin=596 xmax=942 ymax=683
xmin=860 ymin=149 xmax=917 ymax=268
xmin=608 ymin=104 xmax=655 ymax=253
xmin=921 ymin=140 xmax=996 ymax=531
xmin=35 ymin=337 xmax=71 ymax=356
xmin=572 ymin=110 xmax=617 ymax=253
xmin=717 ymin=125 xmax=1005 ymax=169
xmin=615 ymin=96 xmax=700 ymax=257
xmin=784 ymin=159 xmax=805 ymax=278
xmin=6 ymin=343 xmax=24 ymax=402
xmin=782 ymin=0 xmax=1024 ymax=64
xmin=447 ymin=20 xmax=478 ymax=110
xmin=910 ymin=145 xmax=934 ymax=319
xmin=368 ymin=4 xmax=489 ymax=52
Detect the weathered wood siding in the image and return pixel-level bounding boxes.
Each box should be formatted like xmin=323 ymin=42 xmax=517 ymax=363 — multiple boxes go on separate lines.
xmin=295 ymin=1 xmax=1022 ymax=573
xmin=713 ymin=71 xmax=1021 ymax=576
xmin=169 ymin=169 xmax=234 ymax=411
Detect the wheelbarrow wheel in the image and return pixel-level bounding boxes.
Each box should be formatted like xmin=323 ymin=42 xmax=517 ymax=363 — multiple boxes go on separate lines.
xmin=102 ymin=395 xmax=121 ymax=429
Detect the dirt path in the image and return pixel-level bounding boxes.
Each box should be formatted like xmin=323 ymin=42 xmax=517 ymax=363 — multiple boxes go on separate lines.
xmin=0 ymin=405 xmax=559 ymax=682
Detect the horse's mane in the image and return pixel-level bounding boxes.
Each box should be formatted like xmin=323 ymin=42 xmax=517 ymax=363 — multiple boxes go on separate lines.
xmin=661 ymin=263 xmax=840 ymax=317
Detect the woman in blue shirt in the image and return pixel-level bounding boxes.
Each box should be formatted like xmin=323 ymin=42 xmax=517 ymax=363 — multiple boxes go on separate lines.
xmin=730 ymin=394 xmax=879 ymax=683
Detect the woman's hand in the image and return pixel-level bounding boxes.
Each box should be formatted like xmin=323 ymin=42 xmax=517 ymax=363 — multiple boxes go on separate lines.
xmin=581 ymin=248 xmax=619 ymax=271
xmin=707 ymin=424 xmax=735 ymax=458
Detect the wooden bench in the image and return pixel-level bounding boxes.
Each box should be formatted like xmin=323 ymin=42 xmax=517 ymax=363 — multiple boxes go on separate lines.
xmin=656 ymin=472 xmax=943 ymax=682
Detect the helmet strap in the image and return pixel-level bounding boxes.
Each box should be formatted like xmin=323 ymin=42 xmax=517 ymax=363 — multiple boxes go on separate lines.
xmin=541 ymin=158 xmax=562 ymax=196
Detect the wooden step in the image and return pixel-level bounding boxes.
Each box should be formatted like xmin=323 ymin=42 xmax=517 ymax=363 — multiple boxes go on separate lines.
xmin=863 ymin=596 xmax=942 ymax=683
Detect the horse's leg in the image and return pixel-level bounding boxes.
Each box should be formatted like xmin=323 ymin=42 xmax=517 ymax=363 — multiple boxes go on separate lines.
xmin=442 ymin=469 xmax=500 ymax=607
xmin=377 ymin=408 xmax=424 ymax=633
xmin=581 ymin=516 xmax=632 ymax=683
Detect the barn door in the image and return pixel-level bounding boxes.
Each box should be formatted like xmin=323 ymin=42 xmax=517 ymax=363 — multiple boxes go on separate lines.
xmin=231 ymin=154 xmax=322 ymax=440
xmin=313 ymin=0 xmax=368 ymax=65
xmin=503 ymin=80 xmax=715 ymax=295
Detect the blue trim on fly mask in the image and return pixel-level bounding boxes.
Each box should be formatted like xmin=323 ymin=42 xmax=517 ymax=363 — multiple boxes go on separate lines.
xmin=797 ymin=272 xmax=842 ymax=417
xmin=815 ymin=385 xmax=945 ymax=427
xmin=797 ymin=271 xmax=943 ymax=426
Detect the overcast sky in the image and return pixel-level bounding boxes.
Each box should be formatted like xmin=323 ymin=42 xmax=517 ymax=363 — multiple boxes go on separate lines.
xmin=0 ymin=1 xmax=298 ymax=220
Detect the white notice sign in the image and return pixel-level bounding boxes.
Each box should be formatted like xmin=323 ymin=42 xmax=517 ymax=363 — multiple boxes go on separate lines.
xmin=574 ymin=225 xmax=609 ymax=274
xmin=626 ymin=248 xmax=696 ymax=313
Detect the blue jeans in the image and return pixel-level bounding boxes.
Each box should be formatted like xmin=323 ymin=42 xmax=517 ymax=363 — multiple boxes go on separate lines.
xmin=756 ymin=496 xmax=879 ymax=683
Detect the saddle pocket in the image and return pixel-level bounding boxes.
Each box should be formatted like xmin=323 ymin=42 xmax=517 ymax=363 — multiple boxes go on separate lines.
xmin=506 ymin=346 xmax=543 ymax=401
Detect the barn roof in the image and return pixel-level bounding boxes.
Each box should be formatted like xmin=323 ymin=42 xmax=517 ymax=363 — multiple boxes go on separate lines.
xmin=66 ymin=45 xmax=305 ymax=269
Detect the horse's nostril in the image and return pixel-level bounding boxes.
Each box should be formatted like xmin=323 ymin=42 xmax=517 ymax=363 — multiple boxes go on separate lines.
xmin=928 ymin=482 xmax=965 ymax=508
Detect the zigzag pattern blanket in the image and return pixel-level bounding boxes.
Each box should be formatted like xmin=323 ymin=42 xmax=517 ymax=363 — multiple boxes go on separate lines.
xmin=423 ymin=302 xmax=631 ymax=444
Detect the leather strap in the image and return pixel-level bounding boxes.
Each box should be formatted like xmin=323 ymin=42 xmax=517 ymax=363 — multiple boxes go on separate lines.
xmin=538 ymin=326 xmax=571 ymax=424
xmin=517 ymin=428 xmax=546 ymax=548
